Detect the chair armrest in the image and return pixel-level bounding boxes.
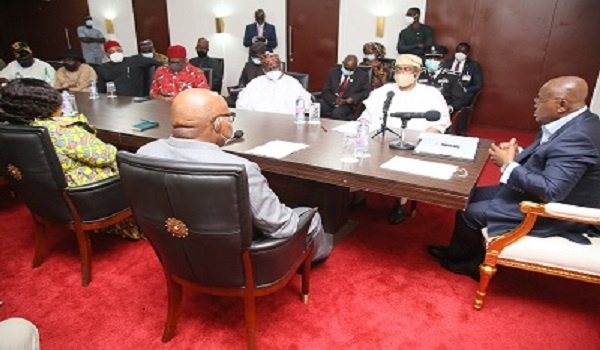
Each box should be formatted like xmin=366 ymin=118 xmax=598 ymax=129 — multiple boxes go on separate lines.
xmin=542 ymin=203 xmax=600 ymax=224
xmin=64 ymin=176 xmax=130 ymax=222
xmin=250 ymin=208 xmax=316 ymax=252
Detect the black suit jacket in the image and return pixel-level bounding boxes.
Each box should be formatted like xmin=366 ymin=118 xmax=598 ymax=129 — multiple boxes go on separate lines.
xmin=418 ymin=70 xmax=469 ymax=112
xmin=321 ymin=67 xmax=370 ymax=108
xmin=441 ymin=58 xmax=483 ymax=99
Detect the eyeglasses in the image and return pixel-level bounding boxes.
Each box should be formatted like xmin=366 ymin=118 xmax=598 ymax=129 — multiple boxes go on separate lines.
xmin=393 ymin=66 xmax=419 ymax=73
xmin=211 ymin=112 xmax=236 ymax=123
xmin=533 ymin=96 xmax=564 ymax=104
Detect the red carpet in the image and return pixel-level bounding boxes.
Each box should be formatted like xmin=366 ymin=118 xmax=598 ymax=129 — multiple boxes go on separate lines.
xmin=1 ymin=127 xmax=599 ymax=349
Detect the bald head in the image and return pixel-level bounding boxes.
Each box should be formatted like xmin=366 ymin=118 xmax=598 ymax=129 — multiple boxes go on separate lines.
xmin=534 ymin=76 xmax=588 ymax=124
xmin=544 ymin=76 xmax=588 ymax=107
xmin=171 ymin=89 xmax=230 ymax=144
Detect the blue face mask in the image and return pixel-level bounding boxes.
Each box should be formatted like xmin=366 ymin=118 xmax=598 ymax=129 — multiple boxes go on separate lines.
xmin=341 ymin=67 xmax=354 ymax=76
xmin=85 ymin=20 xmax=93 ymax=27
xmin=425 ymin=59 xmax=441 ymax=71
xmin=364 ymin=54 xmax=376 ymax=61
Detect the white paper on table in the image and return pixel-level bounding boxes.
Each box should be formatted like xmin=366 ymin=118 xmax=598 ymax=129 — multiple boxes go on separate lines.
xmin=380 ymin=156 xmax=458 ymax=180
xmin=332 ymin=121 xmax=359 ymax=134
xmin=244 ymin=140 xmax=309 ymax=159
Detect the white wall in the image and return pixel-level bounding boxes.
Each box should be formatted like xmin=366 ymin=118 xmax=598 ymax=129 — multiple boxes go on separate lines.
xmin=591 ymin=71 xmax=600 ymax=115
xmin=167 ymin=0 xmax=287 ymax=94
xmin=87 ymin=0 xmax=139 ymax=56
xmin=338 ymin=0 xmax=427 ymax=61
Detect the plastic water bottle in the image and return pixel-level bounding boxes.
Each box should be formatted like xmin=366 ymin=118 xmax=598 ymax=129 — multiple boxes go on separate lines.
xmin=354 ymin=119 xmax=370 ymax=158
xmin=61 ymin=90 xmax=74 ymax=116
xmin=15 ymin=72 xmax=23 ymax=79
xmin=294 ymin=96 xmax=306 ymax=124
xmin=89 ymin=79 xmax=99 ymax=99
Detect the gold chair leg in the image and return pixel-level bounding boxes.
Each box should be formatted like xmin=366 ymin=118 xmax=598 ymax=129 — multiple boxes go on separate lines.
xmin=301 ymin=254 xmax=311 ymax=304
xmin=162 ymin=276 xmax=182 ymax=343
xmin=31 ymin=216 xmax=47 ymax=268
xmin=73 ymin=223 xmax=92 ymax=287
xmin=474 ymin=262 xmax=497 ymax=310
xmin=244 ymin=295 xmax=257 ymax=350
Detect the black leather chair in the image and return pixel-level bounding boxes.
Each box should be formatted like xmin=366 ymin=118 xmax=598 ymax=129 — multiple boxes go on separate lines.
xmin=117 ymin=152 xmax=315 ymax=349
xmin=0 ymin=124 xmax=133 ymax=287
xmin=286 ymin=72 xmax=310 ymax=90
xmin=201 ymin=67 xmax=213 ymax=92
xmin=212 ymin=57 xmax=224 ymax=93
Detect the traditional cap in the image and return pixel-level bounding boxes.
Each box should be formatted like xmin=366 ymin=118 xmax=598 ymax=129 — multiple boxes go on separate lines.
xmin=250 ymin=42 xmax=267 ymax=56
xmin=260 ymin=53 xmax=280 ymax=70
xmin=167 ymin=45 xmax=186 ymax=59
xmin=139 ymin=39 xmax=154 ymax=50
xmin=104 ymin=40 xmax=122 ymax=52
xmin=12 ymin=41 xmax=32 ymax=59
xmin=424 ymin=45 xmax=448 ymax=57
xmin=62 ymin=49 xmax=84 ymax=61
xmin=395 ymin=54 xmax=422 ymax=68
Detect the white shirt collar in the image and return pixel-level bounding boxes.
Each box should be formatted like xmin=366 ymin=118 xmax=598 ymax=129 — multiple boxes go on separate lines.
xmin=541 ymin=106 xmax=587 ymax=143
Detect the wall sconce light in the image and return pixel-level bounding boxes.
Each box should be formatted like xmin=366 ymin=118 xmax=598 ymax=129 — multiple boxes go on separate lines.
xmin=105 ymin=19 xmax=115 ymax=34
xmin=376 ymin=16 xmax=385 ymax=38
xmin=215 ymin=17 xmax=225 ymax=33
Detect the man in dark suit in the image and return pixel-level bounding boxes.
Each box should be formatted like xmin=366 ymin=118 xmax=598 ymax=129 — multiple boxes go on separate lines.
xmin=189 ymin=37 xmax=224 ymax=93
xmin=428 ymin=76 xmax=600 ymax=280
xmin=319 ymin=55 xmax=371 ymax=121
xmin=243 ymin=9 xmax=278 ymax=53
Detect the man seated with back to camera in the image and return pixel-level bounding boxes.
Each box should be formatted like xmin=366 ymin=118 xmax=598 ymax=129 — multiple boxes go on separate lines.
xmin=428 ymin=76 xmax=600 ymax=280
xmin=319 ymin=55 xmax=371 ymax=121
xmin=137 ymin=89 xmax=333 ymax=263
xmin=418 ymin=45 xmax=469 ymax=117
xmin=96 ymin=40 xmax=162 ymax=97
xmin=359 ymin=54 xmax=450 ymax=224
xmin=236 ymin=54 xmax=311 ymax=115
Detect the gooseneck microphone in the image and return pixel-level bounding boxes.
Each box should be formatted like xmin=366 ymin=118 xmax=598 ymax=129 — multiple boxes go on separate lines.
xmin=232 ymin=130 xmax=244 ymax=139
xmin=390 ymin=110 xmax=441 ymax=121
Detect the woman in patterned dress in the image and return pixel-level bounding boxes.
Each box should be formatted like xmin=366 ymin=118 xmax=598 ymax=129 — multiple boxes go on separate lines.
xmin=361 ymin=42 xmax=392 ymax=89
xmin=0 ymin=78 xmax=140 ymax=239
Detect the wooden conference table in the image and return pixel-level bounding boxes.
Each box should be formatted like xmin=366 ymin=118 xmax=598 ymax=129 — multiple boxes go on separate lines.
xmin=75 ymin=93 xmax=492 ymax=235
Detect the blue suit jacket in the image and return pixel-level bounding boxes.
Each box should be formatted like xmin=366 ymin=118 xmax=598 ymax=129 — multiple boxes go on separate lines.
xmin=243 ymin=22 xmax=277 ymax=52
xmin=486 ymin=109 xmax=600 ymax=243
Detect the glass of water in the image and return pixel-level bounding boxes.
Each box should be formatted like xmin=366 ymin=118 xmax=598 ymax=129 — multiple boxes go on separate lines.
xmin=308 ymin=102 xmax=321 ymax=124
xmin=106 ymin=82 xmax=117 ymax=98
xmin=340 ymin=132 xmax=359 ymax=163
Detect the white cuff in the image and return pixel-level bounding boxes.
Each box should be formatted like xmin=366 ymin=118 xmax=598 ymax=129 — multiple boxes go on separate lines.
xmin=499 ymin=161 xmax=519 ymax=184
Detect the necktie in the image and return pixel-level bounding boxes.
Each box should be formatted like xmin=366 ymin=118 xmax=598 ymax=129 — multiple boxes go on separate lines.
xmin=339 ymin=76 xmax=349 ymax=97
xmin=453 ymin=61 xmax=460 ymax=72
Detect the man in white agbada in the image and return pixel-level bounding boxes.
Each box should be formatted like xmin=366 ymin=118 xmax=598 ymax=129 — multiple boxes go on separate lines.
xmin=359 ymin=54 xmax=451 ymax=224
xmin=236 ymin=53 xmax=311 ymax=115
xmin=0 ymin=42 xmax=55 ymax=85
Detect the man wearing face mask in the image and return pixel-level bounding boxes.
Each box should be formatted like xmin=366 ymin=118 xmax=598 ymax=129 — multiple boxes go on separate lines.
xmin=418 ymin=45 xmax=469 ymax=115
xmin=189 ymin=37 xmax=224 ymax=93
xmin=360 ymin=54 xmax=450 ymax=224
xmin=441 ymin=42 xmax=483 ymax=134
xmin=243 ymin=9 xmax=278 ymax=53
xmin=96 ymin=40 xmax=162 ymax=97
xmin=320 ymin=55 xmax=371 ymax=121
xmin=150 ymin=45 xmax=209 ymax=102
xmin=0 ymin=41 xmax=55 ymax=85
xmin=54 ymin=49 xmax=97 ymax=92
xmin=396 ymin=7 xmax=434 ymax=59
xmin=138 ymin=39 xmax=168 ymax=65
xmin=77 ymin=16 xmax=106 ymax=65
xmin=137 ymin=89 xmax=332 ymax=263
xmin=238 ymin=42 xmax=267 ymax=88
xmin=236 ymin=54 xmax=311 ymax=114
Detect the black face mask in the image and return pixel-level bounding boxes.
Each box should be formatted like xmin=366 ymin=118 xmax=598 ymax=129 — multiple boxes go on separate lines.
xmin=64 ymin=63 xmax=79 ymax=72
xmin=18 ymin=59 xmax=34 ymax=68
xmin=196 ymin=50 xmax=208 ymax=58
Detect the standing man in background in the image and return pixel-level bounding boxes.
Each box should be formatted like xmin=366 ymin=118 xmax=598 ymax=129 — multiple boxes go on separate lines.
xmin=243 ymin=9 xmax=278 ymax=53
xmin=396 ymin=7 xmax=434 ymax=59
xmin=77 ymin=15 xmax=106 ymax=64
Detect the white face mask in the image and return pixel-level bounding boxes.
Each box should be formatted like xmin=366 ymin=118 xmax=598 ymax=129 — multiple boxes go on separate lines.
xmin=405 ymin=16 xmax=415 ymax=25
xmin=266 ymin=70 xmax=283 ymax=81
xmin=251 ymin=57 xmax=261 ymax=65
xmin=85 ymin=20 xmax=93 ymax=27
xmin=365 ymin=54 xmax=376 ymax=61
xmin=109 ymin=52 xmax=124 ymax=63
xmin=141 ymin=52 xmax=154 ymax=59
xmin=395 ymin=73 xmax=416 ymax=88
xmin=455 ymin=52 xmax=467 ymax=62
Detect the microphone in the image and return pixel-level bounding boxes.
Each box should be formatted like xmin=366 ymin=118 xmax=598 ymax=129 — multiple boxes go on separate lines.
xmin=383 ymin=91 xmax=395 ymax=115
xmin=232 ymin=130 xmax=244 ymax=139
xmin=390 ymin=110 xmax=441 ymax=121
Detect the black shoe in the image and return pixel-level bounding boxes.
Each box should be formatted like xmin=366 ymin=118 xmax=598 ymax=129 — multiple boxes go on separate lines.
xmin=389 ymin=202 xmax=406 ymax=224
xmin=439 ymin=259 xmax=480 ymax=281
xmin=348 ymin=191 xmax=367 ymax=210
xmin=427 ymin=245 xmax=451 ymax=260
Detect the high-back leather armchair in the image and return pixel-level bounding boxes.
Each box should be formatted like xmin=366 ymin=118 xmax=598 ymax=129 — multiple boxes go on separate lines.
xmin=0 ymin=124 xmax=133 ymax=286
xmin=117 ymin=151 xmax=315 ymax=349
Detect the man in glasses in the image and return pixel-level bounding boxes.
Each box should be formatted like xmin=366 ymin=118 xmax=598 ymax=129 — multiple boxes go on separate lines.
xmin=359 ymin=54 xmax=451 ymax=224
xmin=137 ymin=89 xmax=332 ymax=263
xmin=428 ymin=76 xmax=600 ymax=280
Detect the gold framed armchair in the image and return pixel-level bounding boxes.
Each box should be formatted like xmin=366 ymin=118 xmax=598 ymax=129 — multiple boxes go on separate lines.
xmin=475 ymin=201 xmax=600 ymax=310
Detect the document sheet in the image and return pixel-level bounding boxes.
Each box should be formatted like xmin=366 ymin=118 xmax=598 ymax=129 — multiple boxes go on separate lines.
xmin=245 ymin=140 xmax=309 ymax=159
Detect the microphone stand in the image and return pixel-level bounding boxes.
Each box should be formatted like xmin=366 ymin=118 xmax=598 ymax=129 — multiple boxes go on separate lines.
xmin=389 ymin=118 xmax=416 ymax=150
xmin=372 ymin=100 xmax=401 ymax=139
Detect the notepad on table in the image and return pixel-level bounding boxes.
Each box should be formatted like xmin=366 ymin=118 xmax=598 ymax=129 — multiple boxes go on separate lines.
xmin=380 ymin=156 xmax=458 ymax=180
xmin=245 ymin=140 xmax=309 ymax=159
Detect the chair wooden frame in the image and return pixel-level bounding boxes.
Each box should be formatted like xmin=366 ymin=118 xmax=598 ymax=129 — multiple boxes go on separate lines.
xmin=474 ymin=201 xmax=600 ymax=310
xmin=161 ymin=241 xmax=314 ymax=350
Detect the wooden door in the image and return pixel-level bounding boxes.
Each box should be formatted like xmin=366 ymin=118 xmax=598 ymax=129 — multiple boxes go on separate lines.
xmin=287 ymin=0 xmax=340 ymax=92
xmin=132 ymin=0 xmax=170 ymax=54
